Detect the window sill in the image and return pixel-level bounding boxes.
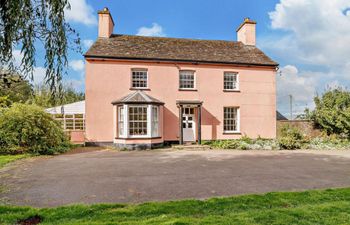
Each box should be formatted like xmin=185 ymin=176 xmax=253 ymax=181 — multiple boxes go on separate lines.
xmin=223 ymin=131 xmax=241 ymax=135
xmin=129 ymin=88 xmax=151 ymax=91
xmin=116 ymin=136 xmax=162 ymax=140
xmin=178 ymin=89 xmax=197 ymax=92
xmin=223 ymin=89 xmax=240 ymax=92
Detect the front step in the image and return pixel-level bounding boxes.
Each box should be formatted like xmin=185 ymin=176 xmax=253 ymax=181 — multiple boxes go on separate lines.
xmin=172 ymin=144 xmax=211 ymax=151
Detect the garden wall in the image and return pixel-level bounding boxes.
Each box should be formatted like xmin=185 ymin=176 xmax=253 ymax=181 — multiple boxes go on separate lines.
xmin=277 ymin=120 xmax=322 ymax=138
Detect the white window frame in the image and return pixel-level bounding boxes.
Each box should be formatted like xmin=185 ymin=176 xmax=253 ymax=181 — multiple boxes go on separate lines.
xmin=117 ymin=106 xmax=125 ymax=137
xmin=116 ymin=104 xmax=160 ymax=139
xmin=53 ymin=113 xmax=85 ymax=131
xmin=128 ymin=105 xmax=149 ymax=138
xmin=223 ymin=107 xmax=240 ymax=133
xmin=151 ymin=106 xmax=159 ymax=137
xmin=131 ymin=68 xmax=148 ymax=89
xmin=179 ymin=70 xmax=196 ymax=90
xmin=223 ymin=72 xmax=239 ymax=91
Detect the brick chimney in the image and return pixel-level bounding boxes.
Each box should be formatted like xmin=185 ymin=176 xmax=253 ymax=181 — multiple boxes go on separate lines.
xmin=236 ymin=18 xmax=256 ymax=45
xmin=98 ymin=7 xmax=114 ymax=38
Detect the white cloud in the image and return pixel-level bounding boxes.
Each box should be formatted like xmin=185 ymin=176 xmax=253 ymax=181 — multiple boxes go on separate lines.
xmin=82 ymin=39 xmax=94 ymax=49
xmin=137 ymin=23 xmax=166 ymax=37
xmin=70 ymin=60 xmax=85 ymax=72
xmin=268 ymin=0 xmax=350 ymax=69
xmin=277 ymin=65 xmax=317 ymax=114
xmin=65 ymin=0 xmax=97 ymax=26
xmin=264 ymin=0 xmax=350 ymax=115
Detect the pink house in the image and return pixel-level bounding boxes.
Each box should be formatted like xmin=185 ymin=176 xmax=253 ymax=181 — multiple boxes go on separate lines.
xmin=84 ymin=8 xmax=278 ymax=149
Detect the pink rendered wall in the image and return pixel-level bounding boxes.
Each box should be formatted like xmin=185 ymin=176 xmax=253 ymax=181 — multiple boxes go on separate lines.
xmin=237 ymin=23 xmax=256 ymax=45
xmin=69 ymin=131 xmax=85 ymax=144
xmin=98 ymin=13 xmax=113 ymax=38
xmin=85 ymin=60 xmax=276 ymax=142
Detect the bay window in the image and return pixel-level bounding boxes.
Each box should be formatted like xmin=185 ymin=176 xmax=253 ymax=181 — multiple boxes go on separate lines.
xmin=116 ymin=104 xmax=160 ymax=138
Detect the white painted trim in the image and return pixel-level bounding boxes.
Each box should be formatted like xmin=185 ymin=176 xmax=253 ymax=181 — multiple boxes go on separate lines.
xmin=127 ymin=104 xmax=149 ymax=138
xmin=130 ymin=68 xmax=149 ymax=89
xmin=182 ymin=107 xmax=196 ymax=142
xmin=147 ymin=105 xmax=152 ymax=138
xmin=113 ymin=105 xmax=117 ymax=141
xmin=223 ymin=72 xmax=239 ymax=91
xmin=124 ymin=105 xmax=129 ymax=138
xmin=179 ymin=70 xmax=196 ymax=90
xmin=223 ymin=106 xmax=240 ymax=133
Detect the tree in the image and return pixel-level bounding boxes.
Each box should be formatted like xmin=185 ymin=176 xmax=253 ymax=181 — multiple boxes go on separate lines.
xmin=30 ymin=84 xmax=84 ymax=108
xmin=312 ymin=88 xmax=350 ymax=138
xmin=0 ymin=68 xmax=33 ymax=107
xmin=0 ymin=0 xmax=80 ymax=95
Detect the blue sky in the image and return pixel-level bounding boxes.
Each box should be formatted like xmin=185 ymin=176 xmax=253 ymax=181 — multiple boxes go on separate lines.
xmin=29 ymin=0 xmax=350 ymax=118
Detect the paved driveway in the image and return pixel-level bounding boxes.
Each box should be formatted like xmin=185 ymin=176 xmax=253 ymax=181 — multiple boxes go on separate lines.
xmin=1 ymin=149 xmax=350 ymax=207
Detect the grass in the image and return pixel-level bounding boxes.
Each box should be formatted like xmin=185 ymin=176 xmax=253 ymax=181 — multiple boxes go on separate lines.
xmin=0 ymin=188 xmax=350 ymax=224
xmin=0 ymin=154 xmax=29 ymax=169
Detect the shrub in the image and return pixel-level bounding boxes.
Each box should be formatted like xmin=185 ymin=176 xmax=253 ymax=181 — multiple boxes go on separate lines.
xmin=203 ymin=137 xmax=279 ymax=150
xmin=0 ymin=103 xmax=71 ymax=155
xmin=278 ymin=125 xmax=305 ymax=150
xmin=312 ymin=88 xmax=350 ymax=138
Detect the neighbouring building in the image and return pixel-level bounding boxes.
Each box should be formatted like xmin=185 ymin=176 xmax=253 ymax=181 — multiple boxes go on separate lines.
xmin=46 ymin=101 xmax=85 ymax=143
xmin=84 ymin=8 xmax=278 ymax=149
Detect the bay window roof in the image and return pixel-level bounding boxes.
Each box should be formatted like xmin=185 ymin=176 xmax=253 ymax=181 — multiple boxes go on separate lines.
xmin=111 ymin=90 xmax=164 ymax=105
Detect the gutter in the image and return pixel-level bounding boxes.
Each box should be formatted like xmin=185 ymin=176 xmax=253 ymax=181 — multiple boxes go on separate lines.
xmin=84 ymin=55 xmax=279 ymax=68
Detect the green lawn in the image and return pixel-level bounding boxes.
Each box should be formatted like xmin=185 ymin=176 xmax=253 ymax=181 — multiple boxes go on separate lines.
xmin=0 ymin=188 xmax=349 ymax=225
xmin=0 ymin=154 xmax=29 ymax=169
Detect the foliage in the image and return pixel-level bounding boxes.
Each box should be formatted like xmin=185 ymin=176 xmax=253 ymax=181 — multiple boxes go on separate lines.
xmin=308 ymin=134 xmax=350 ymax=150
xmin=296 ymin=108 xmax=313 ymax=120
xmin=203 ymin=136 xmax=279 ymax=150
xmin=312 ymin=88 xmax=350 ymax=138
xmin=0 ymin=154 xmax=29 ymax=168
xmin=0 ymin=188 xmax=350 ymax=224
xmin=0 ymin=69 xmax=32 ymax=107
xmin=0 ymin=0 xmax=80 ymax=95
xmin=0 ymin=103 xmax=71 ymax=155
xmin=29 ymin=84 xmax=85 ymax=108
xmin=278 ymin=125 xmax=305 ymax=150
xmin=203 ymin=127 xmax=350 ymax=150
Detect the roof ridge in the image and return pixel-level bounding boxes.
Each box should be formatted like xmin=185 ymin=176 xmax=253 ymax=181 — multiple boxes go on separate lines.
xmin=110 ymin=34 xmax=244 ymax=45
xmin=139 ymin=91 xmax=152 ymax=102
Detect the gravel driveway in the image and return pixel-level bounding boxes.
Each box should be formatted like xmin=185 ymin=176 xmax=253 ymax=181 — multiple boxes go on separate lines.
xmin=1 ymin=149 xmax=350 ymax=207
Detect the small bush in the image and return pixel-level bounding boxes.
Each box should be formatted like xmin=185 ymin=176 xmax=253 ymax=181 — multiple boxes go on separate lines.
xmin=204 ymin=137 xmax=279 ymax=150
xmin=0 ymin=103 xmax=71 ymax=155
xmin=278 ymin=125 xmax=305 ymax=150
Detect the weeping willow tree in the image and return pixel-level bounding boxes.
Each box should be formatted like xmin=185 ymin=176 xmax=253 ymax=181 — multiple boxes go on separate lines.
xmin=0 ymin=0 xmax=80 ymax=97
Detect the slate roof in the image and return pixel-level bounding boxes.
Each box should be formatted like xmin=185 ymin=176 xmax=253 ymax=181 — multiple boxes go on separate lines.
xmin=276 ymin=111 xmax=288 ymax=120
xmin=112 ymin=91 xmax=164 ymax=105
xmin=85 ymin=34 xmax=278 ymax=67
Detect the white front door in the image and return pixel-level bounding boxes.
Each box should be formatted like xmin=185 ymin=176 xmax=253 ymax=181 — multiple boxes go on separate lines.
xmin=183 ymin=108 xmax=195 ymax=142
